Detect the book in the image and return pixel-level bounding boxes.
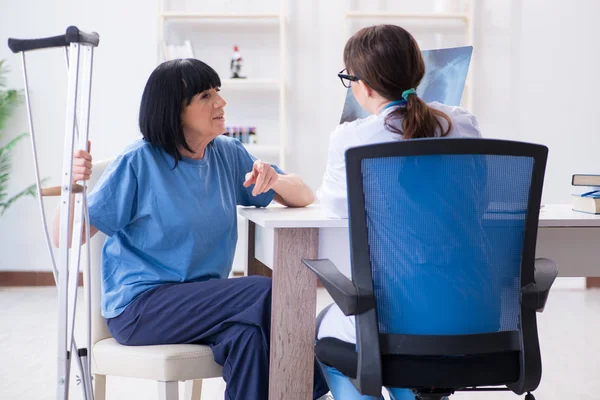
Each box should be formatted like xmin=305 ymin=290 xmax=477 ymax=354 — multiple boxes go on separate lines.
xmin=339 ymin=45 xmax=473 ymax=124
xmin=572 ymin=174 xmax=600 ymax=187
xmin=572 ymin=193 xmax=600 ymax=214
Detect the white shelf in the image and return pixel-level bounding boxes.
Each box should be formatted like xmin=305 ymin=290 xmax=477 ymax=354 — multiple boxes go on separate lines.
xmin=159 ymin=0 xmax=287 ymax=168
xmin=344 ymin=1 xmax=475 ymax=110
xmin=161 ymin=12 xmax=280 ymax=20
xmin=345 ymin=11 xmax=469 ymax=21
xmin=221 ymin=79 xmax=281 ymax=90
xmin=243 ymin=144 xmax=280 ymax=154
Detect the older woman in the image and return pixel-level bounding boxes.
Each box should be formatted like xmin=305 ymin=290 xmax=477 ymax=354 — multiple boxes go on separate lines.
xmin=52 ymin=58 xmax=329 ymax=400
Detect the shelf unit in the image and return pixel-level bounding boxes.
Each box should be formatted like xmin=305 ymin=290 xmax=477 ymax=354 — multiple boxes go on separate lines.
xmin=244 ymin=144 xmax=280 ymax=155
xmin=345 ymin=11 xmax=470 ymax=21
xmin=344 ymin=1 xmax=475 ymax=110
xmin=220 ymin=78 xmax=281 ymax=91
xmin=160 ymin=12 xmax=280 ymax=19
xmin=158 ymin=1 xmax=288 ymax=168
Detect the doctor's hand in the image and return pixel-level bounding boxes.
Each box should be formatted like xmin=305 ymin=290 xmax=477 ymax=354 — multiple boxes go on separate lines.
xmin=243 ymin=160 xmax=279 ymax=196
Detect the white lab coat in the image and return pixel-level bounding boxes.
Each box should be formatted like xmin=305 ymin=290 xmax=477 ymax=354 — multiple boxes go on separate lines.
xmin=316 ymin=101 xmax=483 ymax=343
xmin=316 ymin=101 xmax=482 ymax=219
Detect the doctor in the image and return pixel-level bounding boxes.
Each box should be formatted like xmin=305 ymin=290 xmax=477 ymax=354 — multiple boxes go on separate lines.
xmin=315 ymin=24 xmax=483 ymax=399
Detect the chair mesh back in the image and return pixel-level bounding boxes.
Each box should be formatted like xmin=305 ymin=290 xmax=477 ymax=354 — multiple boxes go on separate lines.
xmin=360 ymin=154 xmax=534 ymax=335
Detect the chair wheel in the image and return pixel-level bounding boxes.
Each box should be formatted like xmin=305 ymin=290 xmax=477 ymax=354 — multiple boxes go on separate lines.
xmin=525 ymin=393 xmax=535 ymax=400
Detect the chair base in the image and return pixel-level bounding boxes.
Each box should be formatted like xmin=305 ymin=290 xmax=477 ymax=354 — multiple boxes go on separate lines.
xmin=415 ymin=389 xmax=452 ymax=400
xmin=415 ymin=388 xmax=536 ymax=400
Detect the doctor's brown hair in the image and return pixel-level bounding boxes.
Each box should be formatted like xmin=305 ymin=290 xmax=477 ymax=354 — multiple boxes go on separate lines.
xmin=343 ymin=24 xmax=452 ymax=139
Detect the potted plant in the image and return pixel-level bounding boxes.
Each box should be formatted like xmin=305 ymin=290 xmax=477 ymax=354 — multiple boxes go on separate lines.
xmin=0 ymin=60 xmax=38 ymax=217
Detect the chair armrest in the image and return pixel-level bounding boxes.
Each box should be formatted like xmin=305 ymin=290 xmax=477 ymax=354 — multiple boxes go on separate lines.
xmin=522 ymin=258 xmax=559 ymax=312
xmin=302 ymin=259 xmax=375 ymax=316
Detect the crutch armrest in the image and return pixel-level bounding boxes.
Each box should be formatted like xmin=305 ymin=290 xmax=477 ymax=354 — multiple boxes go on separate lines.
xmin=65 ymin=26 xmax=99 ymax=47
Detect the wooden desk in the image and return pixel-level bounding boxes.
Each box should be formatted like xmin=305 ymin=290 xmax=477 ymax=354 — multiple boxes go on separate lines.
xmin=239 ymin=203 xmax=600 ymax=400
xmin=537 ymin=205 xmax=600 ymax=277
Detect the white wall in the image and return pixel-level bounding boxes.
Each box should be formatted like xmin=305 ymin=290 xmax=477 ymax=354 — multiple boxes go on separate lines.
xmin=1 ymin=0 xmax=600 ymax=272
xmin=475 ymin=0 xmax=600 ymax=205
xmin=0 ymin=0 xmax=158 ymax=271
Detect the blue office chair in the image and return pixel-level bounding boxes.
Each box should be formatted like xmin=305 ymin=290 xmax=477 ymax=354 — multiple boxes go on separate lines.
xmin=304 ymin=139 xmax=557 ymax=400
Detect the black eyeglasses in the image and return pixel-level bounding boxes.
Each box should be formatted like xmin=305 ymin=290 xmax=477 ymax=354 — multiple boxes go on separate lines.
xmin=338 ymin=69 xmax=360 ymax=88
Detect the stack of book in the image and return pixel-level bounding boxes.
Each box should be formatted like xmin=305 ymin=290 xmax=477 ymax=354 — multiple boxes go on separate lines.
xmin=224 ymin=126 xmax=257 ymax=144
xmin=571 ymin=174 xmax=600 ymax=214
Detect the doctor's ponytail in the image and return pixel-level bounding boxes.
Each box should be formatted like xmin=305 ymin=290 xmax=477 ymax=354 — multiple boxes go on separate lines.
xmin=399 ymin=90 xmax=452 ymax=139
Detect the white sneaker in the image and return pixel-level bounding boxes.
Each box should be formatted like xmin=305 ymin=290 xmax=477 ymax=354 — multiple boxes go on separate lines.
xmin=316 ymin=393 xmax=334 ymax=400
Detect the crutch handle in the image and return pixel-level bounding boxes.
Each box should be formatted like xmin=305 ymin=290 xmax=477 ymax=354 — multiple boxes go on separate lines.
xmin=8 ymin=26 xmax=99 ymax=53
xmin=65 ymin=26 xmax=100 ymax=47
xmin=41 ymin=184 xmax=84 ymax=197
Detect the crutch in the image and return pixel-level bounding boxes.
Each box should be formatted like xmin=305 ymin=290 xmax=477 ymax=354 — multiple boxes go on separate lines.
xmin=8 ymin=26 xmax=99 ymax=400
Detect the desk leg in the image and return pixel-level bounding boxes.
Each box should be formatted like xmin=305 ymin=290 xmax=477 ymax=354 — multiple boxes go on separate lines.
xmin=247 ymin=221 xmax=258 ymax=276
xmin=247 ymin=221 xmax=257 ymax=275
xmin=247 ymin=220 xmax=273 ymax=277
xmin=269 ymin=227 xmax=319 ymax=400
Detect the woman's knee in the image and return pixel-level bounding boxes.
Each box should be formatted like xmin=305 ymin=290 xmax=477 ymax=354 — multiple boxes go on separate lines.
xmin=233 ymin=324 xmax=267 ymax=350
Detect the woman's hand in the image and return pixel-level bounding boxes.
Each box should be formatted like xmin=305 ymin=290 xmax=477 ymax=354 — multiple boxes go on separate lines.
xmin=243 ymin=160 xmax=279 ymax=196
xmin=51 ymin=141 xmax=97 ymax=248
xmin=73 ymin=142 xmax=92 ymax=182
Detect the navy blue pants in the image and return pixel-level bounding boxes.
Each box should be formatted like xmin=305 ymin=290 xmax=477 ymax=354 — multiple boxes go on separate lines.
xmin=106 ymin=276 xmax=329 ymax=400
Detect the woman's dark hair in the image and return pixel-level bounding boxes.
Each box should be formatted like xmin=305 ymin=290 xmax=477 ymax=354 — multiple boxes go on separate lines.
xmin=139 ymin=58 xmax=221 ymax=165
xmin=344 ymin=24 xmax=452 ymax=139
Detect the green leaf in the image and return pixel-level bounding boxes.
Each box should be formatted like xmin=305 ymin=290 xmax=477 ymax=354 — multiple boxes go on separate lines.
xmin=0 ymin=132 xmax=27 ymax=154
xmin=0 ymin=133 xmax=34 ymax=213
xmin=0 ymin=59 xmax=22 ymax=130
xmin=0 ymin=60 xmax=7 ymax=87
xmin=0 ymin=89 xmax=21 ymax=131
xmin=0 ymin=184 xmax=35 ymax=216
xmin=0 ymin=139 xmax=11 ymax=203
xmin=0 ymin=178 xmax=48 ymax=217
xmin=0 ymin=60 xmax=36 ymax=218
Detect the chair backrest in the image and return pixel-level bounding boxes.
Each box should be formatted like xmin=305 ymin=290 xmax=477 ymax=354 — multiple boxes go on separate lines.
xmin=82 ymin=158 xmax=113 ymax=346
xmin=345 ymin=138 xmax=547 ymax=394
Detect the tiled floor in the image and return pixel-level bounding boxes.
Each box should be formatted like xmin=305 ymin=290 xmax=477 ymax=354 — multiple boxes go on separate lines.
xmin=1 ymin=286 xmax=599 ymax=399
